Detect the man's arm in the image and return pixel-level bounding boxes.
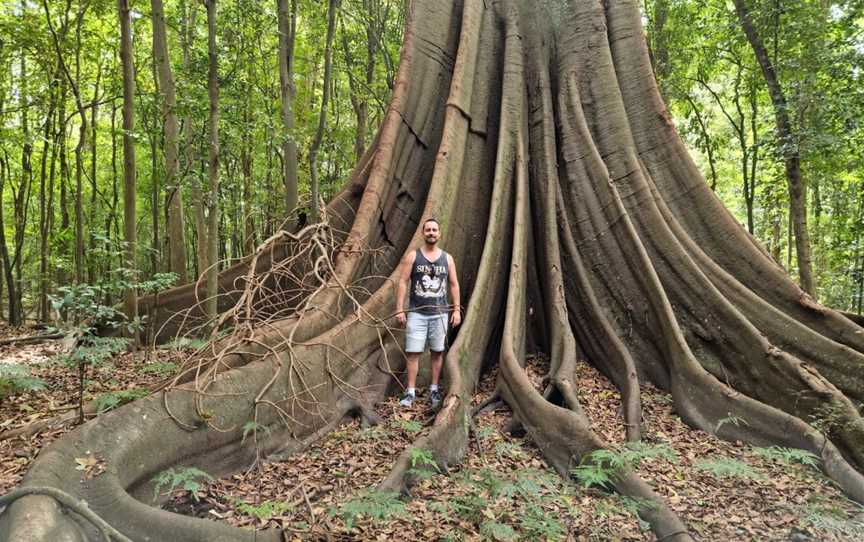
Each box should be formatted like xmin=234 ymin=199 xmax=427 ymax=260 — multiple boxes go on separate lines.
xmin=395 ymin=251 xmax=415 ymax=325
xmin=448 ymin=254 xmax=461 ymax=327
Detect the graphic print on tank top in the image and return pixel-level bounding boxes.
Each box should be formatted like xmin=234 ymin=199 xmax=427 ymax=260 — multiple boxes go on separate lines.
xmin=409 ymin=249 xmax=449 ymax=314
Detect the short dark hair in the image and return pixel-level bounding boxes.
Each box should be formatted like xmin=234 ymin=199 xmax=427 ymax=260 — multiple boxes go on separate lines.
xmin=422 ymin=217 xmax=440 ymax=228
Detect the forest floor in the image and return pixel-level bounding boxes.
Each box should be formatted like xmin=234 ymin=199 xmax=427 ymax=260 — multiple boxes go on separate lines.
xmin=2 ymin=321 xmax=864 ymax=541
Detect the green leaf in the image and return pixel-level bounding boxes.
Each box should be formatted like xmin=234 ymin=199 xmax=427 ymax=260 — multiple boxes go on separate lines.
xmin=331 ymin=490 xmax=405 ymax=531
xmin=695 ymin=457 xmax=762 ymax=479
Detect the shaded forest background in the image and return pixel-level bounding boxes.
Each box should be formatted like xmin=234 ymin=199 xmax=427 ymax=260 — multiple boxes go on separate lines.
xmin=0 ymin=0 xmax=862 ymax=327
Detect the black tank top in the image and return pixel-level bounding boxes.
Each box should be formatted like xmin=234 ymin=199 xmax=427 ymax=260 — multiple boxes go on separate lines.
xmin=408 ymin=249 xmax=449 ymax=314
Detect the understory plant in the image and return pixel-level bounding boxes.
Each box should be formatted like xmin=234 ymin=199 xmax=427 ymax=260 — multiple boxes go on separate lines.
xmin=0 ymin=363 xmax=46 ymax=399
xmin=331 ymin=489 xmax=406 ymax=531
xmin=152 ymin=467 xmax=214 ymax=503
xmin=49 ymin=238 xmax=176 ymax=424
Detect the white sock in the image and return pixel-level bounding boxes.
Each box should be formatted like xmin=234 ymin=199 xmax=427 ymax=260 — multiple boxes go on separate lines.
xmin=430 ymin=384 xmax=439 ymax=392
xmin=407 ymin=388 xmax=416 ymax=396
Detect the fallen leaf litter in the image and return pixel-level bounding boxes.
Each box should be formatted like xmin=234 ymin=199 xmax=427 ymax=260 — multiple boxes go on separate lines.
xmin=1 ymin=321 xmax=862 ymax=541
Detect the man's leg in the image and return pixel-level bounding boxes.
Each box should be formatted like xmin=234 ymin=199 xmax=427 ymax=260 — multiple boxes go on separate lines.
xmin=401 ymin=312 xmax=426 ymax=406
xmin=429 ymin=350 xmax=443 ymax=387
xmin=428 ymin=313 xmax=448 ymax=406
xmin=405 ymin=352 xmax=421 ymax=390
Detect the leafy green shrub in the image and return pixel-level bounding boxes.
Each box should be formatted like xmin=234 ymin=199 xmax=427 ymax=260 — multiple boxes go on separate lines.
xmin=694 ymin=457 xmax=762 ymax=479
xmin=801 ymin=498 xmax=864 ymax=538
xmin=49 ymin=256 xmax=176 ymax=423
xmin=139 ymin=361 xmax=179 ymax=376
xmin=571 ymin=461 xmax=616 ymax=490
xmin=411 ymin=448 xmax=441 ymax=472
xmin=450 ymin=493 xmax=489 ymax=522
xmin=162 ymin=337 xmax=208 ymax=351
xmin=94 ymin=388 xmax=149 ymax=413
xmin=480 ymin=520 xmax=517 ymax=541
xmin=332 ymin=490 xmax=405 ymax=530
xmin=392 ymin=418 xmax=423 ymax=434
xmin=753 ymin=446 xmax=820 ymax=469
xmin=241 ymin=421 xmax=273 ymax=444
xmin=572 ymin=442 xmax=678 ymax=489
xmin=521 ymin=503 xmax=565 ymax=540
xmin=493 ymin=441 xmax=525 ymax=460
xmin=0 ymin=363 xmax=46 ymax=398
xmin=152 ymin=467 xmax=214 ymax=502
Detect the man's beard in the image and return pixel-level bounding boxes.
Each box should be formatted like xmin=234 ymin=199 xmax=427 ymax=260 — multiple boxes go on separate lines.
xmin=425 ymin=236 xmax=438 ymax=245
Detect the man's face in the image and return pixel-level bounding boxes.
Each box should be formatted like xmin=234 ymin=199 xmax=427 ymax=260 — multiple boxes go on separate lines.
xmin=423 ymin=221 xmax=440 ymax=245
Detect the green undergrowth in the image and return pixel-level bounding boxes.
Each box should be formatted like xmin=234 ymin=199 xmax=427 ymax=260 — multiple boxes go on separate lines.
xmin=167 ymin=389 xmax=864 ymax=541
xmin=0 ymin=363 xmax=46 ymax=398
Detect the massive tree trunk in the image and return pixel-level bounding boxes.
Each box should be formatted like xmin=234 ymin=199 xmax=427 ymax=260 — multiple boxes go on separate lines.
xmin=4 ymin=1 xmax=864 ymax=541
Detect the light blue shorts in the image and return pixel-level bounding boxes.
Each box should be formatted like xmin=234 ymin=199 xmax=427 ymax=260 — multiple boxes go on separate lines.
xmin=405 ymin=312 xmax=449 ymax=353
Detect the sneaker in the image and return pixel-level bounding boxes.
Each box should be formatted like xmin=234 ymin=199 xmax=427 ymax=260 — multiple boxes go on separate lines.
xmin=399 ymin=392 xmax=415 ymax=407
xmin=429 ymin=389 xmax=442 ymax=408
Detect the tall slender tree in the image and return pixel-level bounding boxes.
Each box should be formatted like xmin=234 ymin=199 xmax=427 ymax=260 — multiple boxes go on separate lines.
xmin=43 ymin=0 xmax=89 ymax=286
xmin=308 ymin=0 xmax=339 ymax=222
xmin=118 ymin=0 xmax=138 ymax=333
xmin=733 ymin=0 xmax=815 ymax=296
xmin=204 ymin=0 xmax=220 ymax=322
xmin=152 ymin=0 xmax=189 ymax=284
xmin=276 ymin=0 xmax=299 ymax=224
xmin=179 ymin=0 xmax=207 ymax=278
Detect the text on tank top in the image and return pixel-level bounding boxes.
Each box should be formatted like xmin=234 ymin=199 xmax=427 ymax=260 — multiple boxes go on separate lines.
xmin=409 ymin=249 xmax=449 ymax=314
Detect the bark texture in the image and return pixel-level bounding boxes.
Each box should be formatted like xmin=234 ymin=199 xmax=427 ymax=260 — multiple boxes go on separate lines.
xmin=276 ymin=0 xmax=299 ymax=224
xmin=152 ymin=0 xmax=189 ymax=284
xmin=118 ymin=0 xmax=138 ymax=329
xmin=204 ymin=0 xmax=221 ymax=323
xmin=4 ymin=1 xmax=864 ymax=541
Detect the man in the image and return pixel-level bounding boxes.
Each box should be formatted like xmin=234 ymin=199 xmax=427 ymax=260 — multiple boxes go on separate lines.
xmin=395 ymin=218 xmax=461 ymax=407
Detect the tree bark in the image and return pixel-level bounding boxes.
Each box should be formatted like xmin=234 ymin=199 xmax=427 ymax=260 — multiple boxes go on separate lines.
xmin=38 ymin=65 xmax=60 ymax=322
xmin=14 ymin=21 xmax=31 ymax=324
xmin=276 ymin=0 xmax=299 ymax=224
xmin=308 ymin=0 xmax=339 ymax=222
xmin=180 ymin=0 xmax=207 ymax=279
xmin=204 ymin=0 xmax=221 ymax=323
xmin=71 ymin=3 xmax=87 ymax=286
xmin=241 ymin=102 xmax=255 ymax=255
xmin=152 ymin=0 xmax=189 ymax=284
xmin=733 ymin=0 xmax=816 ymax=297
xmin=86 ymin=61 xmax=102 ymax=284
xmin=118 ymin=0 xmax=138 ymax=335
xmin=0 ymin=153 xmax=17 ymax=325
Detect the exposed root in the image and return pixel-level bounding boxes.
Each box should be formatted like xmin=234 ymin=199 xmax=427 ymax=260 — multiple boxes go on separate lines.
xmin=0 ymin=333 xmax=64 ymax=347
xmin=0 ymin=487 xmax=132 ymax=542
xmin=4 ymin=0 xmax=864 ymax=540
xmin=471 ymin=395 xmax=503 ymax=417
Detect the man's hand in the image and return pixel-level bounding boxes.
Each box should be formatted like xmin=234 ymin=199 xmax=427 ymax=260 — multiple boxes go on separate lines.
xmin=396 ymin=311 xmax=407 ymax=326
xmin=450 ymin=308 xmax=461 ymax=327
